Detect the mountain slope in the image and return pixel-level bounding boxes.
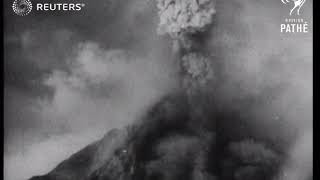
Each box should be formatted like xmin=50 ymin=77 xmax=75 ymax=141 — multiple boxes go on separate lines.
xmin=29 ymin=93 xmax=282 ymax=180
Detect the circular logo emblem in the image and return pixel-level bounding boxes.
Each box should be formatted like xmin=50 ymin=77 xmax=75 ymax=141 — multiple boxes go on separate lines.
xmin=12 ymin=0 xmax=32 ymax=16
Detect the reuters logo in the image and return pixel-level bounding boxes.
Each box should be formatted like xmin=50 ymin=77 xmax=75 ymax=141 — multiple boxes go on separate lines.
xmin=12 ymin=1 xmax=85 ymax=15
xmin=12 ymin=0 xmax=32 ymax=16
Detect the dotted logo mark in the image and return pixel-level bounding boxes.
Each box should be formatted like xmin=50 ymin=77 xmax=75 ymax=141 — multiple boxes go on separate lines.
xmin=12 ymin=0 xmax=32 ymax=16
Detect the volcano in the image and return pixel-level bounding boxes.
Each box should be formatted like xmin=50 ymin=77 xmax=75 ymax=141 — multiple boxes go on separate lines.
xmin=29 ymin=93 xmax=282 ymax=180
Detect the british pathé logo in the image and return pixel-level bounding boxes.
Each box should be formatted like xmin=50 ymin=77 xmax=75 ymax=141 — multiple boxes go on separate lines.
xmin=281 ymin=0 xmax=306 ymax=16
xmin=280 ymin=18 xmax=308 ymax=33
xmin=280 ymin=0 xmax=309 ymax=33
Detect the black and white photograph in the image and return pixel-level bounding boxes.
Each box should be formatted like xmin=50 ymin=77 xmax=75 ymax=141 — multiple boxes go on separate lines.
xmin=4 ymin=0 xmax=313 ymax=180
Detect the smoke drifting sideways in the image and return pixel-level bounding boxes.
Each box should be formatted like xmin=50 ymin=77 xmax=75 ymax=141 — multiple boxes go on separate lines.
xmin=43 ymin=43 xmax=177 ymax=133
xmin=4 ymin=0 xmax=312 ymax=180
xmin=207 ymin=1 xmax=312 ymax=179
xmin=4 ymin=41 xmax=178 ymax=180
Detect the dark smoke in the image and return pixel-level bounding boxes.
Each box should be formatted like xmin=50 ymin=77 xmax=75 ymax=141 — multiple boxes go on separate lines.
xmin=5 ymin=0 xmax=312 ymax=179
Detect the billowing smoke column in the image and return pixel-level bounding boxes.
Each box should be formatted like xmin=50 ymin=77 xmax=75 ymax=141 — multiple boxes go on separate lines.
xmin=156 ymin=0 xmax=216 ymax=129
xmin=156 ymin=0 xmax=216 ymax=39
xmin=156 ymin=0 xmax=216 ymax=54
xmin=155 ymin=0 xmax=216 ymax=63
xmin=154 ymin=1 xmax=283 ymax=180
xmin=151 ymin=1 xmax=218 ymax=179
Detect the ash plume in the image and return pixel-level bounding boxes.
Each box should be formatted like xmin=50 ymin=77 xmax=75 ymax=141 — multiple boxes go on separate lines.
xmin=156 ymin=0 xmax=216 ymax=51
xmin=152 ymin=1 xmax=301 ymax=180
xmin=152 ymin=1 xmax=219 ymax=179
xmin=156 ymin=0 xmax=216 ymax=37
xmin=5 ymin=0 xmax=311 ymax=179
xmin=156 ymin=0 xmax=216 ymax=127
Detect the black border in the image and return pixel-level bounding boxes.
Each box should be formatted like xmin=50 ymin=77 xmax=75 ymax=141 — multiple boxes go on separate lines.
xmin=313 ymin=0 xmax=317 ymax=179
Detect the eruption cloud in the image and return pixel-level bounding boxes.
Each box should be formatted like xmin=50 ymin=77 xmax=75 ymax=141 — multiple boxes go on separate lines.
xmin=152 ymin=0 xmax=312 ymax=180
xmin=4 ymin=0 xmax=312 ymax=179
xmin=156 ymin=0 xmax=216 ymax=36
xmin=156 ymin=0 xmax=216 ymax=127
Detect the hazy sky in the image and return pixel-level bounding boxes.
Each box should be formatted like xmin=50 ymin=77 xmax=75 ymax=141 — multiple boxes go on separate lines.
xmin=4 ymin=0 xmax=312 ymax=180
